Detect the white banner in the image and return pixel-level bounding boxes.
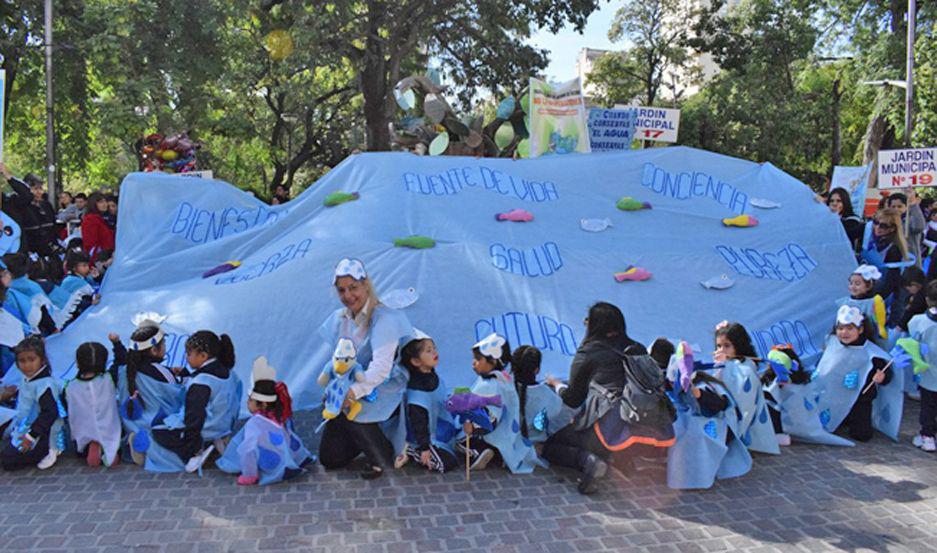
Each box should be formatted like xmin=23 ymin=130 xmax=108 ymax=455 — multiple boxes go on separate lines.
xmin=877 ymin=147 xmax=937 ymax=189
xmin=528 ymin=77 xmax=590 ymax=158
xmin=633 ymin=106 xmax=680 ymax=143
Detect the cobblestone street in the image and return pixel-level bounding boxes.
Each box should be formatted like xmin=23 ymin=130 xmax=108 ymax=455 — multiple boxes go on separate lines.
xmin=3 ymin=402 xmax=937 ymax=553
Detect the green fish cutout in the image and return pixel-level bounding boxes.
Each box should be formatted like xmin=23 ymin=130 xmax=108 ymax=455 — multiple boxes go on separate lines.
xmin=393 ymin=235 xmax=436 ymax=249
xmin=616 ymin=197 xmax=652 ymax=211
xmin=323 ymin=191 xmax=360 ymax=207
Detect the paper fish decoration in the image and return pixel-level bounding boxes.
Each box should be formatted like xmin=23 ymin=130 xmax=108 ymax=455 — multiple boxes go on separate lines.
xmin=614 ymin=266 xmax=652 ymax=282
xmin=616 ymin=197 xmax=652 ymax=211
xmin=446 ymin=392 xmax=503 ymax=413
xmin=495 ymin=208 xmax=534 ymax=222
xmin=381 ymin=287 xmax=419 ymax=309
xmin=893 ymin=338 xmax=930 ymax=375
xmin=455 ymin=407 xmax=495 ymax=432
xmin=323 ymin=191 xmax=360 ymax=207
xmin=676 ymin=341 xmax=694 ymax=393
xmin=700 ymin=274 xmax=735 ymax=290
xmin=580 ymin=218 xmax=613 ymax=232
xmin=532 ymin=408 xmax=549 ymax=433
xmin=766 ymin=349 xmax=793 ymax=383
xmin=202 ymin=260 xmax=241 ymax=278
xmin=873 ymin=295 xmax=888 ymax=339
xmin=722 ymin=214 xmax=759 ymax=227
xmin=750 ymin=198 xmax=781 ymax=209
xmin=393 ymin=235 xmax=436 ymax=249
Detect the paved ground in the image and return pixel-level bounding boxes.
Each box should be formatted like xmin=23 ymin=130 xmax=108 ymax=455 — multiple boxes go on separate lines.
xmin=3 ymin=401 xmax=937 ymax=553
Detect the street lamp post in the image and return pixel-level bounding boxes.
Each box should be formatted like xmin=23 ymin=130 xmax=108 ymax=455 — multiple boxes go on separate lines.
xmin=904 ymin=0 xmax=916 ymax=146
xmin=44 ymin=0 xmax=57 ymax=208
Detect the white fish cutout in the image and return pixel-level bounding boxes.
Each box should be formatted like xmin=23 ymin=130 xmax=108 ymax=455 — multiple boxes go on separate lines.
xmin=750 ymin=198 xmax=781 ymax=209
xmin=701 ymin=274 xmax=735 ymax=290
xmin=382 ymin=287 xmax=420 ymax=309
xmin=580 ymin=218 xmax=613 ymax=232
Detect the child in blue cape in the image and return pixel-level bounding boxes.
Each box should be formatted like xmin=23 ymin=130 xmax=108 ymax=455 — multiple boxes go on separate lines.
xmin=56 ymin=251 xmax=98 ymax=329
xmin=711 ymin=322 xmax=779 ymax=454
xmin=395 ymin=332 xmax=459 ymax=473
xmin=115 ymin=315 xmax=186 ymax=465
xmin=66 ymin=342 xmax=121 ymax=467
xmin=142 ymin=330 xmax=241 ymax=473
xmin=836 ymin=264 xmax=893 ymax=347
xmin=666 ymin=347 xmax=751 ymax=489
xmin=1 ymin=336 xmax=66 ymax=471
xmin=457 ymin=333 xmax=540 ymax=473
xmin=511 ymin=345 xmax=576 ymax=444
xmin=907 ymin=280 xmax=937 ymax=452
xmin=1 ymin=253 xmax=57 ymax=336
xmin=216 ymin=356 xmax=311 ymax=485
xmin=812 ymin=305 xmax=903 ymax=442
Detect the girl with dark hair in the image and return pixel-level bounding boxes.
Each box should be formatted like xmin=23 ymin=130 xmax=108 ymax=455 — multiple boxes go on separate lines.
xmin=80 ymin=192 xmax=115 ymax=264
xmin=115 ymin=317 xmax=185 ymax=465
xmin=216 ymin=356 xmax=311 ymax=485
xmin=1 ymin=336 xmax=66 ymax=471
xmin=57 ymin=250 xmax=98 ymax=329
xmin=711 ymin=321 xmax=779 ymax=454
xmin=457 ymin=333 xmax=540 ymax=474
xmin=144 ymin=330 xmax=241 ymax=473
xmin=65 ymin=342 xmax=121 ymax=467
xmin=394 ymin=333 xmax=459 ymax=473
xmin=2 ymin=252 xmax=58 ymax=336
xmin=826 ymin=188 xmax=863 ymax=253
xmin=511 ymin=345 xmax=575 ymax=444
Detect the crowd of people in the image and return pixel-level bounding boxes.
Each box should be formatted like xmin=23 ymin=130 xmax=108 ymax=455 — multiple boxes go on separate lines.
xmin=2 ymin=168 xmax=937 ymax=494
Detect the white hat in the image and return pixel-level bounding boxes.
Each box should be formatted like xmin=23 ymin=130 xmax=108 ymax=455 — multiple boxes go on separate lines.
xmin=852 ymin=264 xmax=882 ymax=282
xmin=836 ymin=305 xmax=864 ymax=327
xmin=129 ymin=312 xmax=167 ymax=351
xmin=333 ymin=337 xmax=357 ymax=360
xmin=249 ymin=356 xmax=278 ymax=403
xmin=473 ymin=333 xmax=506 ymax=359
xmin=334 ymin=258 xmax=367 ymax=283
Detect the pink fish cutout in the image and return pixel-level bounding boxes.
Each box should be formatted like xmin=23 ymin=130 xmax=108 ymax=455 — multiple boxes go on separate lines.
xmin=614 ymin=266 xmax=652 ymax=282
xmin=496 ymin=208 xmax=534 ymax=222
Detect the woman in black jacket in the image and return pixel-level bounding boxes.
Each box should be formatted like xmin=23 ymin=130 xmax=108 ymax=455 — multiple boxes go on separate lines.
xmin=827 ymin=188 xmax=863 ymax=255
xmin=543 ymin=302 xmax=661 ymax=494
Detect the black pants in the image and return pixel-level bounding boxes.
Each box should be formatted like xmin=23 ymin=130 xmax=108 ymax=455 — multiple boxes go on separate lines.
xmin=1 ymin=435 xmax=50 ymax=471
xmin=318 ymin=413 xmax=394 ymax=470
xmin=541 ymin=425 xmax=605 ymax=470
xmin=768 ymin=405 xmax=783 ymax=434
xmin=841 ymin=398 xmax=874 ymax=442
xmin=152 ymin=428 xmax=202 ymax=463
xmin=920 ymin=387 xmax=937 ymax=437
xmin=421 ymin=445 xmax=459 ymax=472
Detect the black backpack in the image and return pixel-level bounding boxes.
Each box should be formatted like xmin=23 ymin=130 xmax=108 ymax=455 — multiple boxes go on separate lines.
xmin=617 ymin=353 xmax=676 ymax=427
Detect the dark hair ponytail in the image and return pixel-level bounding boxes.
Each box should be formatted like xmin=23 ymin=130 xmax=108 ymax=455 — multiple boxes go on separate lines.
xmin=76 ymin=342 xmax=108 ymax=376
xmin=511 ymin=345 xmax=541 ymax=439
xmin=125 ymin=325 xmax=163 ymax=417
xmin=185 ymin=330 xmax=236 ymax=369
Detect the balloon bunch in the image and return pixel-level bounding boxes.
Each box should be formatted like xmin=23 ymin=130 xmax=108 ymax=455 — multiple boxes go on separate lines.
xmin=139 ymin=132 xmax=201 ymax=173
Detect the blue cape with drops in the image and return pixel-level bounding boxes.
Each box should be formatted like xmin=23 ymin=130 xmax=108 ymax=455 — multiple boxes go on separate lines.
xmin=31 ymin=148 xmax=855 ymax=414
xmin=471 ymin=371 xmax=542 ymax=474
xmin=909 ymin=313 xmax=937 ymax=393
xmin=405 ymin=376 xmax=458 ymax=454
xmin=708 ymin=360 xmax=779 ymax=454
xmin=215 ymin=414 xmax=312 ymax=485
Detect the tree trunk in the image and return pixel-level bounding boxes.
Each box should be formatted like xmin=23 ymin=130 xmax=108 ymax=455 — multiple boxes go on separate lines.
xmin=361 ymin=2 xmax=391 ymax=151
xmin=830 ymin=78 xmax=842 ymax=174
xmin=862 ymin=113 xmax=888 ymax=187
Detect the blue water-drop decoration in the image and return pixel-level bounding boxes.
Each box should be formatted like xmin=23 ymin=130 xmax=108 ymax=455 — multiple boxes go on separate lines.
xmin=258 ymin=446 xmax=281 ymax=471
xmin=759 ymin=408 xmax=768 ymax=424
xmin=842 ymin=371 xmax=859 ymax=390
xmin=703 ymin=420 xmax=718 ymax=440
xmin=268 ymin=431 xmax=284 ymax=446
xmin=880 ymin=406 xmax=891 ymax=423
xmin=532 ymin=408 xmax=548 ymax=432
xmin=820 ymin=409 xmax=831 ymax=428
xmin=511 ymin=419 xmax=520 ymax=433
xmin=741 ymin=430 xmax=752 ymax=446
xmin=522 ymin=437 xmax=533 ymax=447
xmin=743 ymin=378 xmax=752 ymax=393
xmin=290 ymin=434 xmax=301 ymax=452
xmin=803 ymin=397 xmax=813 ymax=411
xmin=132 ymin=431 xmax=150 ymax=453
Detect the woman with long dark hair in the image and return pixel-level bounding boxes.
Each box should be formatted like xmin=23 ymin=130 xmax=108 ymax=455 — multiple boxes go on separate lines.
xmin=826 ymin=188 xmax=863 ymax=254
xmin=80 ymin=192 xmax=115 ymax=264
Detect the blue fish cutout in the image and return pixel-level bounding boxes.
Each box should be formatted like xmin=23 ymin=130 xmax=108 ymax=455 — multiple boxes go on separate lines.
xmin=843 ymin=370 xmax=860 ymax=390
xmin=532 ymin=408 xmax=548 ymax=433
xmin=257 ymin=446 xmax=282 ymax=472
xmin=703 ymin=419 xmax=718 ymax=440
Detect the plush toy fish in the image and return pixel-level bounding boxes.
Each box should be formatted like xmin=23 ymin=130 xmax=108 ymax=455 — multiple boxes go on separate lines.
xmin=381 ymin=287 xmax=419 ymax=309
xmin=616 ymin=197 xmax=652 ymax=211
xmin=495 ymin=208 xmax=534 ymax=222
xmin=873 ymin=295 xmax=888 ymax=339
xmin=580 ymin=218 xmax=613 ymax=232
xmin=393 ymin=235 xmax=436 ymax=249
xmin=446 ymin=391 xmax=503 ymax=413
xmin=893 ymin=338 xmax=930 ymax=375
xmin=700 ymin=274 xmax=735 ymax=290
xmin=202 ymin=260 xmax=241 ymax=278
xmin=766 ymin=349 xmax=793 ymax=383
xmin=614 ymin=266 xmax=652 ymax=282
xmin=722 ymin=214 xmax=759 ymax=227
xmin=749 ymin=198 xmax=781 ymax=209
xmin=323 ymin=191 xmax=360 ymax=207
xmin=676 ymin=341 xmax=694 ymax=393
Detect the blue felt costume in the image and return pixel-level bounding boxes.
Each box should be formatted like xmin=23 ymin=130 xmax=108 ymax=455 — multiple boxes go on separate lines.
xmin=667 ymin=379 xmax=751 ymax=489
xmin=51 ymin=274 xmax=96 ymax=327
xmin=810 ymin=335 xmax=904 ymax=441
xmin=117 ymin=364 xmax=186 ymax=438
xmin=764 ymin=380 xmax=853 ymax=447
xmin=470 ymin=370 xmax=542 ymax=474
xmin=216 ymin=414 xmax=310 ymax=485
xmin=708 ymin=359 xmax=779 ymax=454
xmin=406 ymin=376 xmax=458 ymax=454
xmin=521 ymin=382 xmax=577 ymax=444
xmin=909 ymin=313 xmax=937 ymax=394
xmin=5 ymin=369 xmax=66 ymax=454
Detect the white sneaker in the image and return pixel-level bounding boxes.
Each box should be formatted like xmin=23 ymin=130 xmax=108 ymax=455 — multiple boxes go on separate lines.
xmin=776 ymin=433 xmax=791 ymax=446
xmin=913 ymin=434 xmax=925 ymax=448
xmin=37 ymin=448 xmax=60 ymax=470
xmin=470 ymin=448 xmax=495 ymax=471
xmin=922 ymin=436 xmax=936 ymax=452
xmin=184 ymin=444 xmax=215 ymax=473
